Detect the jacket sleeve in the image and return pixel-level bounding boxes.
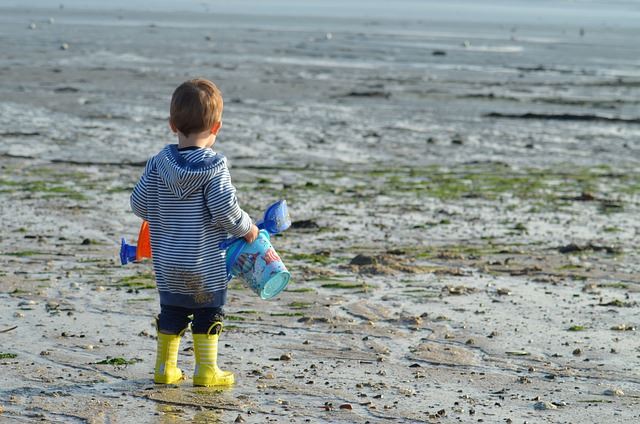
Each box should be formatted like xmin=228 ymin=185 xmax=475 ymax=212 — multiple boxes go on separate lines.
xmin=205 ymin=165 xmax=253 ymax=237
xmin=130 ymin=158 xmax=154 ymax=221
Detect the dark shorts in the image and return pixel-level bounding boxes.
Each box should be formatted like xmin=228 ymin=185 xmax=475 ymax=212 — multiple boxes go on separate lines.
xmin=158 ymin=304 xmax=225 ymax=334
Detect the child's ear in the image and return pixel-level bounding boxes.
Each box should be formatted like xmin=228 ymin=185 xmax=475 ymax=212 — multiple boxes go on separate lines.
xmin=211 ymin=121 xmax=221 ymax=135
xmin=169 ymin=120 xmax=177 ymax=133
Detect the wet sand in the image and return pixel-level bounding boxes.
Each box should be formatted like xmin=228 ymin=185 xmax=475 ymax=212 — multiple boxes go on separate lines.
xmin=1 ymin=3 xmax=640 ymax=423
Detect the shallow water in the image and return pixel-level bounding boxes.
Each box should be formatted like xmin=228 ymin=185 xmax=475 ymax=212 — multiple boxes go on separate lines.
xmin=0 ymin=2 xmax=639 ymax=168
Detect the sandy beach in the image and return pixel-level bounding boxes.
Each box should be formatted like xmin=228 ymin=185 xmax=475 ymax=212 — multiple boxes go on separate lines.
xmin=1 ymin=2 xmax=639 ymax=423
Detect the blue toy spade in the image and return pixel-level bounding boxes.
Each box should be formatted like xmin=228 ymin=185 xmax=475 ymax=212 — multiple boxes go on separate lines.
xmin=219 ymin=200 xmax=291 ymax=250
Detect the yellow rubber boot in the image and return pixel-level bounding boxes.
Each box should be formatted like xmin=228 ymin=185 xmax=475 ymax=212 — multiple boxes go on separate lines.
xmin=154 ymin=329 xmax=185 ymax=384
xmin=192 ymin=322 xmax=234 ymax=387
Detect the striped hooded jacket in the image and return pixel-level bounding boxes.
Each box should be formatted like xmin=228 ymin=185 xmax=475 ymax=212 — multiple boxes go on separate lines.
xmin=130 ymin=144 xmax=252 ymax=308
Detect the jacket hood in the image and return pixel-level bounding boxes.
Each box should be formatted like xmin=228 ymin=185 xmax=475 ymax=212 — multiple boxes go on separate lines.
xmin=155 ymin=144 xmax=226 ymax=199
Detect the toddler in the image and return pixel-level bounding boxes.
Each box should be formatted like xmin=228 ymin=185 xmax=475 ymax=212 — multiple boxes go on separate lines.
xmin=130 ymin=78 xmax=258 ymax=386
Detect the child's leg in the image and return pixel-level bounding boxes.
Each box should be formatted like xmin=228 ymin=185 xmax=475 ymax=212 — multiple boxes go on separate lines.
xmin=154 ymin=304 xmax=191 ymax=384
xmin=192 ymin=307 xmax=234 ymax=386
xmin=191 ymin=307 xmax=225 ymax=334
xmin=158 ymin=304 xmax=192 ymax=335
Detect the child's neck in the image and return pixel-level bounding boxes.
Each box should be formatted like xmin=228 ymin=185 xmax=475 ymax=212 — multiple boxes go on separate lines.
xmin=177 ymin=130 xmax=216 ymax=150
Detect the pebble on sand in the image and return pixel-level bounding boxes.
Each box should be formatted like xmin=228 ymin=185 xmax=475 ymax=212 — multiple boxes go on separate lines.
xmin=280 ymin=352 xmax=292 ymax=361
xmin=533 ymin=401 xmax=557 ymax=410
xmin=60 ymin=43 xmax=69 ymax=50
xmin=603 ymin=388 xmax=624 ymax=396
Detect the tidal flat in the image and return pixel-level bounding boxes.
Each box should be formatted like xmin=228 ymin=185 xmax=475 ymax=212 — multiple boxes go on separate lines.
xmin=1 ymin=3 xmax=640 ymax=423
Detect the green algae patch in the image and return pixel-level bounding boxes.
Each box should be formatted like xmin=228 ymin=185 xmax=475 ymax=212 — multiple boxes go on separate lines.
xmin=599 ymin=299 xmax=637 ymax=307
xmin=288 ymin=302 xmax=313 ymax=309
xmin=505 ymin=351 xmax=530 ymax=356
xmin=0 ymin=353 xmax=18 ymax=359
xmin=0 ymin=179 xmax=88 ymax=201
xmin=4 ymin=250 xmax=43 ymax=257
xmin=321 ymin=281 xmax=376 ymax=290
xmin=286 ymin=287 xmax=316 ymax=293
xmin=225 ymin=315 xmax=246 ymax=321
xmin=270 ymin=312 xmax=305 ymax=317
xmin=96 ymin=357 xmax=142 ymax=366
xmin=286 ymin=252 xmax=333 ymax=265
xmin=114 ymin=273 xmax=156 ymax=289
xmin=568 ymin=325 xmax=587 ymax=331
xmin=599 ymin=282 xmax=628 ymax=289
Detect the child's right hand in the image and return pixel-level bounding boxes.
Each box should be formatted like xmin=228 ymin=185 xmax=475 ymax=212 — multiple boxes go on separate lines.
xmin=243 ymin=224 xmax=259 ymax=243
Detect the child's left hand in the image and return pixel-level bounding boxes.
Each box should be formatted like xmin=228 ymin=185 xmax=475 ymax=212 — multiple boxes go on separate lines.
xmin=243 ymin=224 xmax=259 ymax=243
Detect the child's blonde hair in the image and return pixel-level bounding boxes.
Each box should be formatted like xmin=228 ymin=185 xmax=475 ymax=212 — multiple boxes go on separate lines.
xmin=170 ymin=78 xmax=223 ymax=136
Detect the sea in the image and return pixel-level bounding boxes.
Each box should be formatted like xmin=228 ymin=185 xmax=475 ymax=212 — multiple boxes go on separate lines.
xmin=0 ymin=0 xmax=638 ymax=168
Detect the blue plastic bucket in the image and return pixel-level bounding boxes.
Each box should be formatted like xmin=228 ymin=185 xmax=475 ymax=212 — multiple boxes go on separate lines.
xmin=225 ymin=230 xmax=290 ymax=299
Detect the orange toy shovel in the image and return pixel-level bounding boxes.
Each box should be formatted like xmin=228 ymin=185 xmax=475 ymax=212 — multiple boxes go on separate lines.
xmin=120 ymin=221 xmax=152 ymax=265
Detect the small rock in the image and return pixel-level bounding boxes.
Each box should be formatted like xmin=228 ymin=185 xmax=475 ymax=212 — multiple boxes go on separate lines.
xmin=28 ymin=23 xmax=37 ymax=30
xmin=603 ymin=388 xmax=624 ymax=397
xmin=280 ymin=352 xmax=292 ymax=361
xmin=234 ymin=414 xmax=245 ymax=423
xmin=350 ymin=254 xmax=376 ymax=266
xmin=60 ymin=43 xmax=69 ymax=50
xmin=432 ymin=50 xmax=446 ymax=56
xmin=291 ymin=219 xmax=319 ymax=229
xmin=48 ymin=17 xmax=55 ymax=24
xmin=451 ymin=135 xmax=464 ymax=145
xmin=572 ymin=348 xmax=581 ymax=356
xmin=82 ymin=238 xmax=92 ymax=245
xmin=577 ymin=192 xmax=595 ymax=201
xmin=611 ymin=324 xmax=635 ymax=331
xmin=534 ymin=401 xmax=557 ymax=410
xmin=339 ymin=403 xmax=352 ymax=410
xmin=13 ymin=312 xmax=25 ymax=318
xmin=465 ymin=339 xmax=475 ymax=345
